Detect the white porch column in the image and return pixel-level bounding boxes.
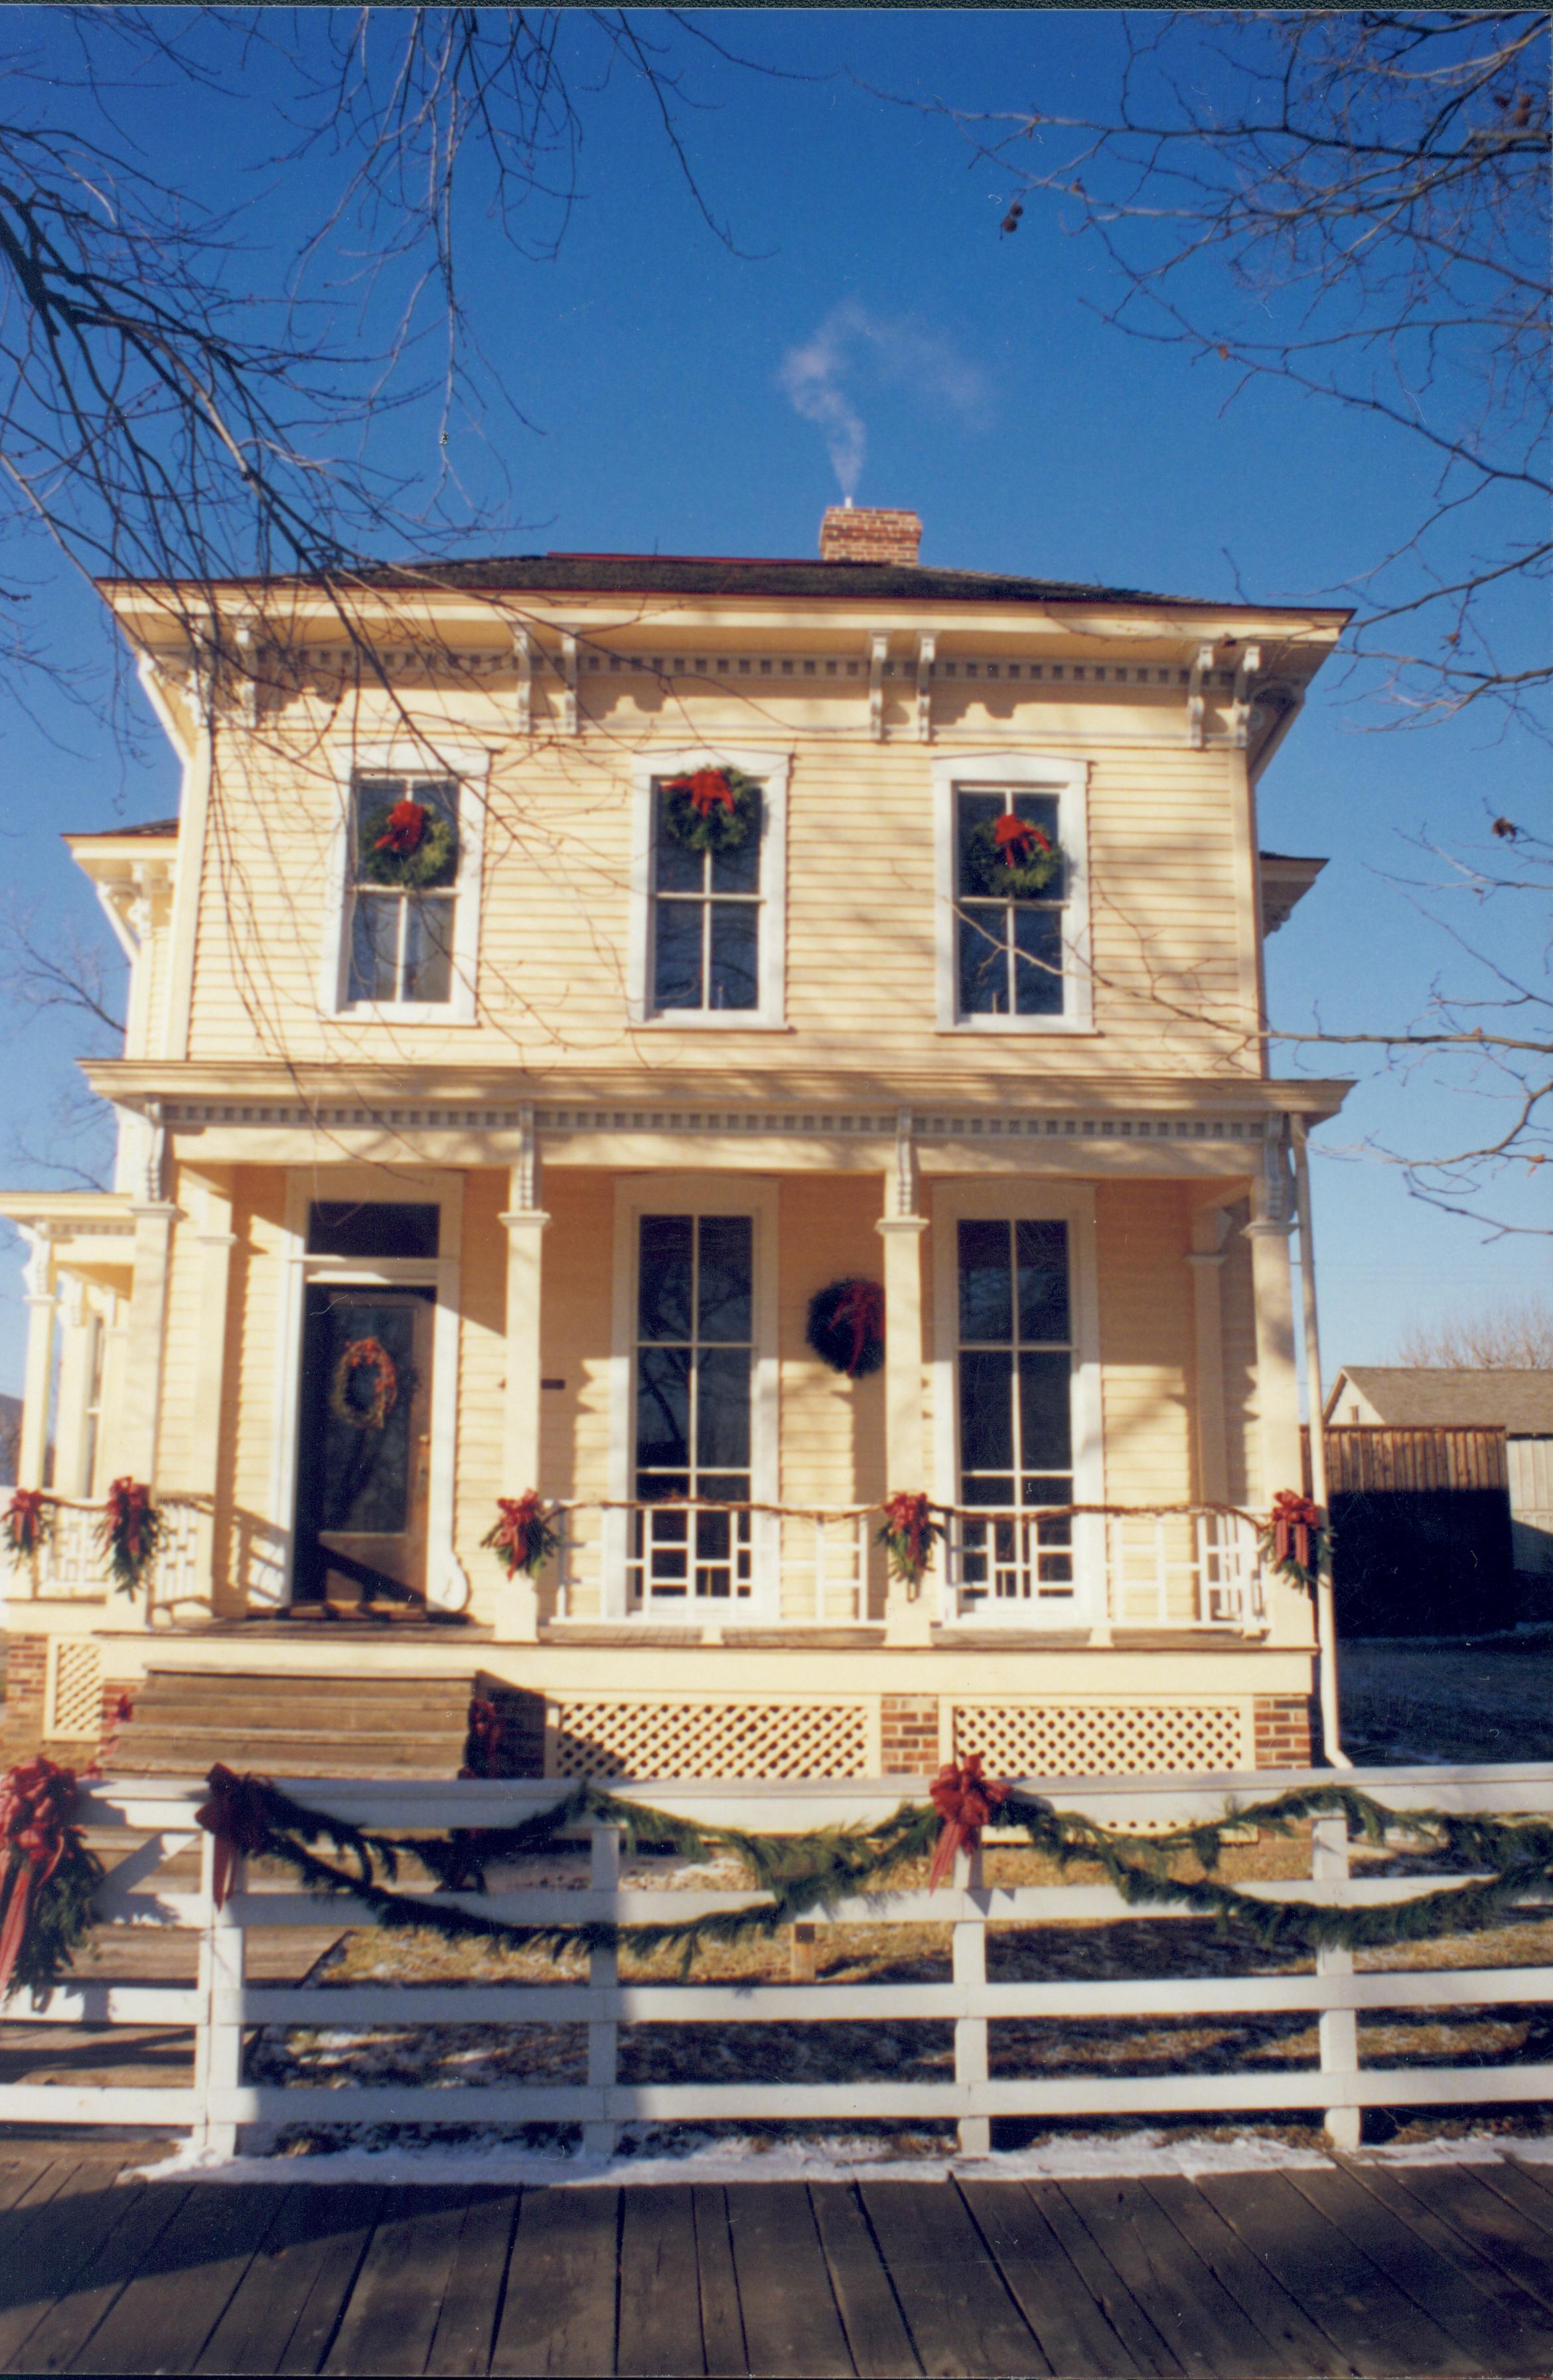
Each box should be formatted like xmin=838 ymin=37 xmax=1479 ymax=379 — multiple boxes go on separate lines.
xmin=1293 ymin=1121 xmax=1350 ymax=1768
xmin=53 ymin=1276 xmax=96 ymax=1501
xmin=497 ymin=1110 xmax=550 ymax=1642
xmin=188 ymin=1177 xmax=238 ymax=1609
xmin=17 ymin=1227 xmax=56 ymax=1491
xmin=1185 ymin=1204 xmax=1231 ymax=1507
xmin=877 ymin=1112 xmax=932 ymax=1647
xmin=1244 ymin=1134 xmax=1302 ymax=1509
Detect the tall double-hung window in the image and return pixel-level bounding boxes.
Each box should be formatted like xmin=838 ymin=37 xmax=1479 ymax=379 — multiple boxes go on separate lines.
xmin=632 ymin=1213 xmax=754 ymax=1603
xmin=630 ymin=750 xmax=789 ymax=1026
xmin=956 ymin=1217 xmax=1076 ymax=1601
xmin=934 ymin=755 xmax=1090 ymax=1031
xmin=650 ymin=787 xmax=762 ymax=1014
xmin=344 ymin=775 xmax=460 ymax=1007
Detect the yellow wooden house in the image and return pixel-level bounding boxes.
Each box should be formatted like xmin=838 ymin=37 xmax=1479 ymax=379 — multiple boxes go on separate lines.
xmin=0 ymin=505 xmax=1349 ymax=1782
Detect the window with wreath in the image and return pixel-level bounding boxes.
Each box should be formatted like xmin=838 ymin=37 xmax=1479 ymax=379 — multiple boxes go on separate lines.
xmin=649 ymin=769 xmax=763 ymax=1014
xmin=344 ymin=776 xmax=460 ymax=1007
xmin=954 ymin=784 xmax=1069 ymax=1019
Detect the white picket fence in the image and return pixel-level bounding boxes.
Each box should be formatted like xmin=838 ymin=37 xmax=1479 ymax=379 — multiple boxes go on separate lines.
xmin=5 ymin=1764 xmax=1553 ymax=2161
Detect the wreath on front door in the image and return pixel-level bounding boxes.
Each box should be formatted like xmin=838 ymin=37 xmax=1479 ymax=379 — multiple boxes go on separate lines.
xmin=357 ymin=795 xmax=458 ymax=891
xmin=661 ymin=767 xmax=760 ymax=855
xmin=806 ymin=1278 xmax=886 ymax=1378
xmin=962 ymin=811 xmax=1064 ymax=899
xmin=329 ymin=1337 xmax=400 ymax=1432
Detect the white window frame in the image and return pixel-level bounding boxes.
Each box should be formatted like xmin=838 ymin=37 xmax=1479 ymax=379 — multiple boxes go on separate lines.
xmin=319 ymin=742 xmax=490 ymax=1023
xmin=628 ymin=746 xmax=790 ymax=1028
xmin=268 ymin=1167 xmax=469 ymax=1613
xmin=930 ymin=1177 xmax=1106 ymax=1632
xmin=932 ymin=751 xmax=1093 ymax=1033
xmin=606 ymin=1173 xmax=780 ymax=1621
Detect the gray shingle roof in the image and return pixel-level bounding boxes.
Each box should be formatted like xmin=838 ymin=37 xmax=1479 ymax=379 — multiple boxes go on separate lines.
xmin=1327 ymin=1368 xmax=1553 ymax=1433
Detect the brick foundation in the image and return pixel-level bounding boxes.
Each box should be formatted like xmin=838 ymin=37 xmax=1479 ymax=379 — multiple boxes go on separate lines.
xmin=881 ymin=1693 xmax=940 ymax=1776
xmin=1 ymin=1635 xmax=48 ymax=1762
xmin=1254 ymin=1694 xmax=1313 ymax=1769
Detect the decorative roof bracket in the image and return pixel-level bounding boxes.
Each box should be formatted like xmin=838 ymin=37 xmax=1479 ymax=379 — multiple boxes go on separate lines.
xmin=512 ymin=627 xmax=532 ymax=735
xmin=1187 ymin=641 xmax=1215 ymax=749
xmin=1230 ymin=644 xmax=1262 ymax=749
xmin=915 ymin=632 xmax=936 ymax=743
xmin=869 ymin=634 xmax=888 ymax=742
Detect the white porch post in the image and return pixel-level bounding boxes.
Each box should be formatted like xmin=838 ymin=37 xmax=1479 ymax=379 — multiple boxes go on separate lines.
xmin=52 ymin=1276 xmax=96 ymax=1500
xmin=189 ymin=1177 xmax=238 ymax=1609
xmin=497 ymin=1110 xmax=549 ymax=1642
xmin=1185 ymin=1203 xmax=1231 ymax=1508
xmin=877 ymin=1112 xmax=932 ymax=1646
xmin=1293 ymin=1120 xmax=1350 ymax=1769
xmin=1244 ymin=1134 xmax=1303 ymax=1509
xmin=17 ymin=1227 xmax=56 ymax=1491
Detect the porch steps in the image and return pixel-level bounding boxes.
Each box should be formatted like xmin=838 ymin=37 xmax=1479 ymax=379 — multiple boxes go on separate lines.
xmin=107 ymin=1668 xmax=476 ymax=1780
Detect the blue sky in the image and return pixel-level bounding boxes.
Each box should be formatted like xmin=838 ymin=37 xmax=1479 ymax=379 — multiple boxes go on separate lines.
xmin=0 ymin=8 xmax=1545 ymax=1392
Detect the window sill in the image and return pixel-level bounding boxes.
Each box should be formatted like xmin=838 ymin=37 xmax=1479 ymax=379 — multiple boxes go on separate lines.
xmin=633 ymin=1014 xmax=793 ymax=1033
xmin=327 ymin=1005 xmax=481 ymax=1026
xmin=937 ymin=1017 xmax=1100 ymax=1037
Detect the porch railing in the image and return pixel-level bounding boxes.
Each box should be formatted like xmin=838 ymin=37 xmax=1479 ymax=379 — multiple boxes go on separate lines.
xmin=5 ymin=1493 xmax=209 ymax=1617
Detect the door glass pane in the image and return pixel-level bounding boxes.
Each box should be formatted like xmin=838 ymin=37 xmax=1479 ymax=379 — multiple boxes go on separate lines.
xmin=317 ymin=1296 xmax=419 ymax=1535
xmin=697 ymin=1216 xmax=752 ymax=1341
xmin=960 ymin=1349 xmax=1014 ymax=1480
xmin=638 ymin=1216 xmax=694 ymax=1339
xmin=1016 ymin=1221 xmax=1069 ymax=1341
xmin=653 ymin=899 xmax=703 ymax=1010
xmin=1019 ymin=1351 xmax=1074 ymax=1473
xmin=708 ymin=903 xmax=759 ymax=1009
xmin=1013 ymin=907 xmax=1063 ymax=1015
xmin=697 ymin=1347 xmax=751 ymax=1469
xmin=958 ymin=905 xmax=1008 ymax=1015
xmin=959 ymin=1220 xmax=1013 ymax=1343
xmin=636 ymin=1345 xmax=690 ymax=1471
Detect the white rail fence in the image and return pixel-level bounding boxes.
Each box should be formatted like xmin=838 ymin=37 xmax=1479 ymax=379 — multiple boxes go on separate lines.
xmin=5 ymin=1765 xmax=1552 ymax=2162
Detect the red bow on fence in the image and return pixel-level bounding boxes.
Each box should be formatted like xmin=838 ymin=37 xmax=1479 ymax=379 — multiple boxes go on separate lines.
xmin=3 ymin=1490 xmax=47 ymax=1560
xmin=927 ymin=1754 xmax=1010 ymax=1893
xmin=676 ymin=769 xmax=736 ymax=818
xmin=0 ymin=1757 xmax=79 ymax=1998
xmin=195 ymin=1765 xmax=278 ymax=1911
xmin=374 ymin=798 xmax=429 ymax=855
xmin=1270 ymin=1491 xmax=1321 ymax=1575
xmin=832 ymin=1279 xmax=884 ymax=1376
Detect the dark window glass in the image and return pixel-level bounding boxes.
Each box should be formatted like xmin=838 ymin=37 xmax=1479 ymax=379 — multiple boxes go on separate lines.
xmin=636 ymin=1345 xmax=690 ymax=1470
xmin=638 ymin=1216 xmax=694 ymax=1340
xmin=697 ymin=1347 xmax=752 ymax=1469
xmin=1019 ymin=1351 xmax=1073 ymax=1471
xmin=652 ymin=901 xmax=704 ymax=1011
xmin=307 ymin=1202 xmax=440 ymax=1259
xmin=960 ymin=1349 xmax=1015 ymax=1477
xmin=956 ymin=1215 xmax=1073 ymax=1514
xmin=709 ymin=904 xmax=759 ymax=1009
xmin=958 ymin=905 xmax=1008 ymax=1016
xmin=1017 ymin=1221 xmax=1069 ymax=1341
xmin=650 ymin=782 xmax=761 ymax=1014
xmin=958 ymin=1221 xmax=1013 ymax=1342
xmin=697 ymin=1216 xmax=753 ymax=1342
xmin=634 ymin=1213 xmax=754 ymax=1511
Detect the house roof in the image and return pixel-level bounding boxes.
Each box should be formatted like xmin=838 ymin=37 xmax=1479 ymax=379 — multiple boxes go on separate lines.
xmin=1326 ymin=1367 xmax=1553 ymax=1433
xmin=66 ymin=819 xmax=178 ymax=841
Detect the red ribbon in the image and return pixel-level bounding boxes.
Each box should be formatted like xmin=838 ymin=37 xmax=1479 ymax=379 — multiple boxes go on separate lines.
xmin=928 ymin=1754 xmax=1010 ymax=1892
xmin=374 ymin=798 xmax=429 ymax=855
xmin=994 ymin=813 xmax=1052 ymax=867
xmin=881 ymin=1491 xmax=935 ymax=1580
xmin=831 ymin=1280 xmax=884 ymax=1375
xmin=1271 ymin=1490 xmax=1321 ymax=1573
xmin=4 ymin=1490 xmax=46 ymax=1558
xmin=0 ymin=1757 xmax=80 ymax=1998
xmin=488 ymin=1491 xmax=548 ymax=1579
xmin=194 ymin=1765 xmax=277 ymax=1912
xmin=673 ymin=769 xmax=736 ymax=818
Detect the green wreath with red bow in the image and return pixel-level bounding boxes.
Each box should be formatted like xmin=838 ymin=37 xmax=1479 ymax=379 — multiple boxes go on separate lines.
xmin=964 ymin=810 xmax=1065 ymax=898
xmin=661 ymin=767 xmax=760 ymax=855
xmin=358 ymin=794 xmax=458 ymax=890
xmin=329 ymin=1337 xmax=399 ymax=1432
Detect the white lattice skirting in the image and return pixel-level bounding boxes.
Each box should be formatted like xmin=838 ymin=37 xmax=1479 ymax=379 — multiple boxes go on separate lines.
xmin=552 ymin=1699 xmax=871 ymax=1781
xmin=46 ymin=1638 xmax=104 ymax=1741
xmin=954 ymin=1701 xmax=1250 ymax=1776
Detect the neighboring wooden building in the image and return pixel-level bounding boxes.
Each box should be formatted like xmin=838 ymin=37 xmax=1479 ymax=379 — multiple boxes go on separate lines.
xmin=0 ymin=506 xmax=1352 ymax=1776
xmin=1321 ymin=1368 xmax=1553 ymax=1633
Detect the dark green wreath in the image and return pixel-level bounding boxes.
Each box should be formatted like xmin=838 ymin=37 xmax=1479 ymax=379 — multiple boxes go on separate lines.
xmin=358 ymin=796 xmax=459 ymax=891
xmin=962 ymin=816 xmax=1065 ymax=899
xmin=806 ymin=1278 xmax=885 ymax=1378
xmin=661 ymin=767 xmax=761 ymax=856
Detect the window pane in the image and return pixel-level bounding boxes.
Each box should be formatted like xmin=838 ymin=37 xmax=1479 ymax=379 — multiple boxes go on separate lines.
xmin=710 ymin=796 xmax=761 ymax=894
xmin=1012 ymin=793 xmax=1063 ymax=898
xmin=697 ymin=1216 xmax=752 ymax=1343
xmin=348 ymin=895 xmax=398 ymax=1003
xmin=709 ymin=902 xmax=759 ymax=1009
xmin=956 ymin=791 xmax=1004 ymax=894
xmin=1017 ymin=1221 xmax=1070 ymax=1343
xmin=1013 ymin=906 xmax=1064 ymax=1016
xmin=653 ymin=899 xmax=704 ymax=1010
xmin=653 ymin=802 xmax=703 ymax=894
xmin=1019 ymin=1351 xmax=1073 ymax=1471
xmin=636 ymin=1344 xmax=690 ymax=1471
xmin=402 ymin=895 xmax=453 ymax=1002
xmin=958 ymin=904 xmax=1009 ymax=1015
xmin=697 ymin=1347 xmax=751 ymax=1470
xmin=638 ymin=1215 xmax=693 ymax=1340
xmin=960 ymin=1349 xmax=1014 ymax=1476
xmin=958 ymin=1220 xmax=1012 ymax=1343
xmin=308 ymin=1203 xmax=440 ymax=1259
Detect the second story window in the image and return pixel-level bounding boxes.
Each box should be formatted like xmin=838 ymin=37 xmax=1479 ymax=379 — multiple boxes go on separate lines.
xmin=650 ymin=773 xmax=763 ymax=1013
xmin=955 ymin=786 xmax=1066 ymax=1018
xmin=346 ymin=776 xmax=459 ymax=1007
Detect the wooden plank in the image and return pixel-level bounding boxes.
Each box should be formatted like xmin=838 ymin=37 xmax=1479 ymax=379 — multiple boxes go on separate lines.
xmin=1022 ymin=2183 xmax=1183 ymax=2377
xmin=809 ymin=2182 xmax=921 ymax=2380
xmin=725 ymin=2182 xmax=853 ymax=2379
xmin=1057 ymin=2177 xmax=1297 ymax=2378
xmin=1138 ymin=2180 xmax=1355 ymax=2378
xmin=1195 ymin=2170 xmax=1481 ymax=2378
xmin=424 ymin=2188 xmax=520 ymax=2378
xmin=273 ymin=2186 xmax=390 ymax=2377
xmin=859 ymin=2180 xmax=1045 ymax=2379
xmin=1 ymin=2183 xmax=192 ymax=2375
xmin=324 ymin=2184 xmax=471 ymax=2376
xmin=490 ymin=2187 xmax=619 ymax=2378
xmin=958 ymin=2178 xmax=1144 ymax=2379
xmin=1331 ymin=2160 xmax=1553 ymax=2375
xmin=1285 ymin=2166 xmax=1542 ymax=2379
xmin=65 ymin=2181 xmax=285 ymax=2376
xmin=1471 ymin=2160 xmax=1553 ymax=2239
xmin=0 ymin=2168 xmax=183 ymax=2368
xmin=690 ymin=2186 xmax=746 ymax=2380
xmin=1383 ymin=2163 xmax=1553 ymax=2318
xmin=618 ymin=2184 xmax=704 ymax=2378
xmin=194 ymin=2189 xmax=320 ymax=2377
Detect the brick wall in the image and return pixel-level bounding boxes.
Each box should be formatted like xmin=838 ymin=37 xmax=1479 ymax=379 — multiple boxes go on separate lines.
xmin=819 ymin=506 xmax=922 ymax=565
xmin=1 ymin=1635 xmax=48 ymax=1761
xmin=1254 ymin=1694 xmax=1313 ymax=1769
xmin=881 ymin=1693 xmax=940 ymax=1776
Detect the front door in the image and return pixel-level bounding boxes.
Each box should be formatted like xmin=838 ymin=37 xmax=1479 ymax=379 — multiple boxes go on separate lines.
xmin=293 ymin=1285 xmax=434 ymax=1605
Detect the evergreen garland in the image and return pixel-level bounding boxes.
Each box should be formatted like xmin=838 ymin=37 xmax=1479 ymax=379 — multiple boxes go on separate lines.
xmin=358 ymin=797 xmax=458 ymax=890
xmin=661 ymin=767 xmax=760 ymax=855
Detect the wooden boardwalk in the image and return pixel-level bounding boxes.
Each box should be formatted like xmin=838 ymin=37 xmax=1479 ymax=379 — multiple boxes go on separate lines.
xmin=2 ymin=2143 xmax=1553 ymax=2376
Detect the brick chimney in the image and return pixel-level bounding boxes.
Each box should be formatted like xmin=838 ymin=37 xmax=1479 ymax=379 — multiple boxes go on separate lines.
xmin=819 ymin=503 xmax=922 ymax=566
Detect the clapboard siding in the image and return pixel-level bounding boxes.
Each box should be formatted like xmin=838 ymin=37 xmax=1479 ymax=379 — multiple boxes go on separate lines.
xmin=1096 ymin=1182 xmax=1193 ymax=1514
